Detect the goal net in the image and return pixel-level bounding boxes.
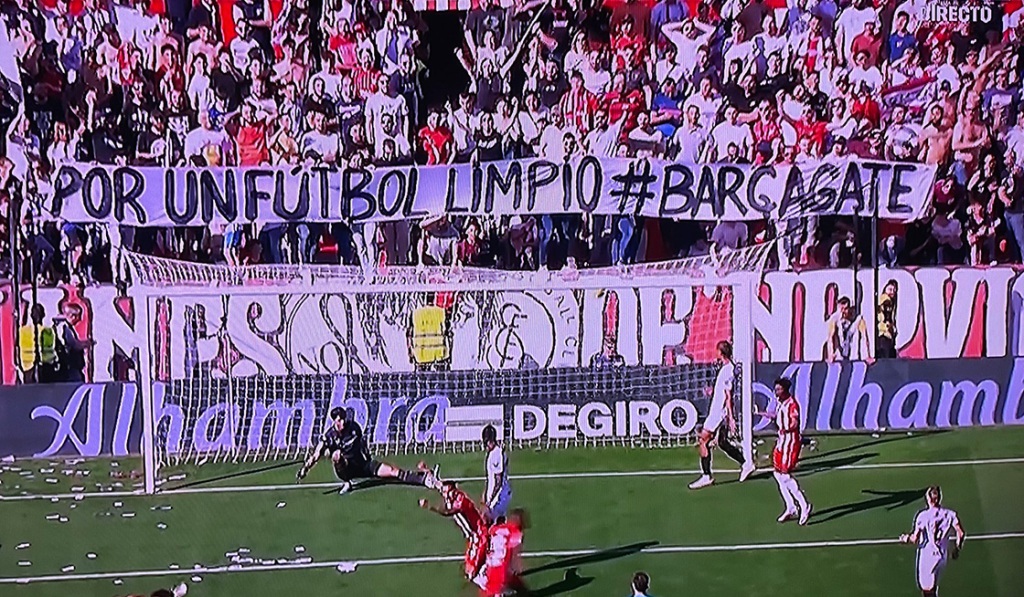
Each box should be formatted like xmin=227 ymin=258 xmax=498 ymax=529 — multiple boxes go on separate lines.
xmin=126 ymin=244 xmax=774 ymax=494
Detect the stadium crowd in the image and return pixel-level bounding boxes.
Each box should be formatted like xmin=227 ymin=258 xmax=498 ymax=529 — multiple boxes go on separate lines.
xmin=0 ymin=0 xmax=1023 ymax=287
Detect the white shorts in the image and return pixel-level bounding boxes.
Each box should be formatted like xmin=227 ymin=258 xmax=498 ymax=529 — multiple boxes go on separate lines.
xmin=487 ymin=490 xmax=511 ymax=521
xmin=703 ymin=410 xmax=726 ymax=434
xmin=472 ymin=568 xmax=488 ymax=590
xmin=917 ymin=554 xmax=946 ymax=591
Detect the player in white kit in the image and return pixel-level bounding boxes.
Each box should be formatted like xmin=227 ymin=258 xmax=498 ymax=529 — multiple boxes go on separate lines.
xmin=689 ymin=341 xmax=756 ymax=489
xmin=899 ymin=486 xmax=965 ymax=596
xmin=481 ymin=424 xmax=511 ymax=522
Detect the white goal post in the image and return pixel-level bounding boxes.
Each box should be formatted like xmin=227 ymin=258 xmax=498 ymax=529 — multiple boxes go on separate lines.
xmin=127 ymin=246 xmax=773 ymax=494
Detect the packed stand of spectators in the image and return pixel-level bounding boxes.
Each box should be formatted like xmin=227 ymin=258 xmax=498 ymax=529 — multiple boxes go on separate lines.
xmin=1 ymin=0 xmax=1024 ymax=288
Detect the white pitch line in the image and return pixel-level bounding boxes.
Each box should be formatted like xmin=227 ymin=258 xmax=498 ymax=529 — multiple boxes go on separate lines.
xmin=3 ymin=456 xmax=1024 ymax=502
xmin=3 ymin=532 xmax=1023 ymax=585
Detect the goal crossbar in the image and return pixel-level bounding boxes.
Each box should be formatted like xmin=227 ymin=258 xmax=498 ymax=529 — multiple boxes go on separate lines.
xmin=129 ymin=245 xmax=773 ymax=494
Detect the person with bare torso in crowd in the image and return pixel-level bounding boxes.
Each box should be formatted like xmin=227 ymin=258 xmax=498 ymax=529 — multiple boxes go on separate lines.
xmin=951 ymin=104 xmax=990 ymax=185
xmin=919 ymin=103 xmax=952 ymax=167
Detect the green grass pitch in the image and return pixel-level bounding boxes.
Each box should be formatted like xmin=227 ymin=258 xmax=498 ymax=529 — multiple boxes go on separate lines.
xmin=2 ymin=426 xmax=1023 ymax=596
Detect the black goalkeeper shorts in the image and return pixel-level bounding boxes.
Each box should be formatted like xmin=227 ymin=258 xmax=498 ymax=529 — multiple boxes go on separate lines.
xmin=333 ymin=458 xmax=382 ymax=481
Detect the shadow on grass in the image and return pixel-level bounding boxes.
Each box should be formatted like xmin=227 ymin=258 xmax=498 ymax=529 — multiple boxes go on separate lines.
xmin=734 ymin=452 xmax=879 ymax=485
xmin=320 ymin=477 xmax=406 ymax=495
xmin=523 ymin=541 xmax=659 ymax=577
xmin=797 ymin=452 xmax=879 ymax=477
xmin=524 ymin=568 xmax=593 ymax=596
xmin=809 ymin=488 xmax=926 ymax=525
xmin=168 ymin=459 xmax=302 ymax=490
xmin=803 ymin=430 xmax=949 ymax=463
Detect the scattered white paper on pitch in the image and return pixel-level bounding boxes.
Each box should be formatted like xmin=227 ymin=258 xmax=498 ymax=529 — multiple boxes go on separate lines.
xmin=16 ymin=543 xmax=30 ymax=550
xmin=122 ymin=512 xmax=135 ymax=518
xmin=17 ymin=561 xmax=31 ymax=567
xmin=45 ymin=478 xmax=58 ymax=484
xmin=169 ymin=563 xmax=180 ymax=570
xmin=61 ymin=565 xmax=75 ymax=573
xmin=276 ymin=501 xmax=286 ymax=508
xmin=50 ymin=497 xmax=59 ymax=503
xmin=113 ymin=501 xmax=123 ymax=508
xmin=157 ymin=522 xmax=167 ymax=529
xmin=113 ymin=579 xmax=123 ymax=586
xmin=169 ymin=473 xmax=187 ymax=481
xmin=294 ymin=545 xmax=305 ymax=553
xmin=173 ymin=582 xmax=188 ymax=596
xmin=191 ymin=575 xmax=203 ymax=583
xmin=40 ymin=468 xmax=54 ymax=474
xmin=336 ymin=562 xmax=357 ymax=573
xmin=87 ymin=553 xmax=97 ymax=560
xmin=45 ymin=514 xmax=59 ymax=520
xmin=59 ymin=516 xmax=69 ymax=523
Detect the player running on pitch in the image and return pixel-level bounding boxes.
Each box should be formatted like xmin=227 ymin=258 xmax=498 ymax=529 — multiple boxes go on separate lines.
xmin=758 ymin=377 xmax=812 ymax=525
xmin=296 ymin=407 xmax=439 ymax=494
xmin=419 ymin=480 xmax=490 ymax=582
xmin=481 ymin=424 xmax=511 ymax=522
xmin=899 ymin=486 xmax=965 ymax=597
xmin=480 ymin=508 xmax=528 ymax=596
xmin=689 ymin=340 xmax=756 ymax=489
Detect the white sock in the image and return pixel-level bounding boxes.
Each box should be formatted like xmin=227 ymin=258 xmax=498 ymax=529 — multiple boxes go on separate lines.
xmin=782 ymin=473 xmax=810 ymax=512
xmin=774 ymin=471 xmax=797 ymax=512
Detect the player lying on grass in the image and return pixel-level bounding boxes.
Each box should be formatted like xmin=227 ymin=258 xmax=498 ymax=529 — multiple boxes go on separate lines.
xmin=296 ymin=407 xmax=439 ymax=494
xmin=689 ymin=340 xmax=756 ymax=489
xmin=899 ymin=486 xmax=965 ymax=597
xmin=419 ymin=480 xmax=489 ymax=582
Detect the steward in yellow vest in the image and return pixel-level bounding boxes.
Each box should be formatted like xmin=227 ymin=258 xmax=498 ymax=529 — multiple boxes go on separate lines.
xmin=408 ymin=293 xmax=450 ymax=370
xmin=19 ymin=304 xmax=58 ymax=383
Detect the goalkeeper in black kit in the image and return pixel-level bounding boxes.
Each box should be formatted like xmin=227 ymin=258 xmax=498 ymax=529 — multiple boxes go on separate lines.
xmin=297 ymin=407 xmax=440 ymax=494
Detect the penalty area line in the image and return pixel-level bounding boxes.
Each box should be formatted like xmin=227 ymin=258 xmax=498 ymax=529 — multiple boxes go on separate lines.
xmin=3 ymin=456 xmax=1024 ymax=502
xmin=2 ymin=532 xmax=1023 ymax=585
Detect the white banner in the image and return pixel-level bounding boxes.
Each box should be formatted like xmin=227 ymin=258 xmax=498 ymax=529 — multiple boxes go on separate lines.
xmin=48 ymin=157 xmax=935 ymax=225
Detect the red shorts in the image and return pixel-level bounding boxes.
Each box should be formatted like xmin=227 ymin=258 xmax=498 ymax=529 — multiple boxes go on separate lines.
xmin=773 ymin=433 xmax=801 ymax=474
xmin=480 ymin=564 xmax=509 ymax=596
xmin=465 ymin=529 xmax=488 ymax=579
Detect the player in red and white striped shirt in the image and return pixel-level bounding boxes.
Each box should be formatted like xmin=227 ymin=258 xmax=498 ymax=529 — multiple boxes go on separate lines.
xmin=419 ymin=479 xmax=489 ymax=581
xmin=479 ymin=509 xmax=527 ymax=596
xmin=763 ymin=377 xmax=812 ymax=525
